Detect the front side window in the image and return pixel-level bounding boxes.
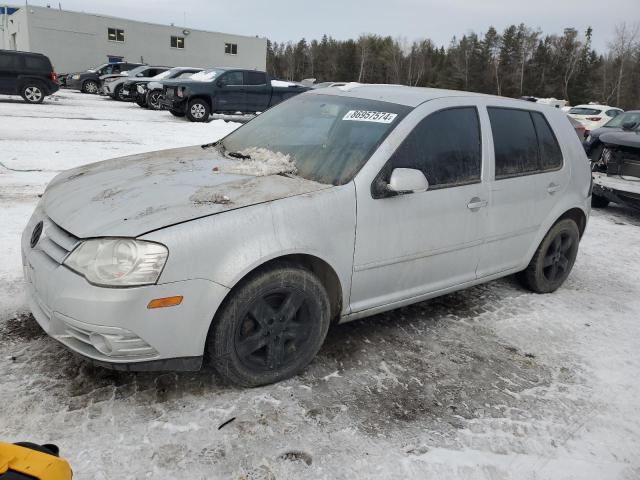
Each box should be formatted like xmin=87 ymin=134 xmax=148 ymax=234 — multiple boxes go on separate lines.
xmin=488 ymin=108 xmax=563 ymax=179
xmin=225 ymin=43 xmax=238 ymax=55
xmin=108 ymin=28 xmax=125 ymax=42
xmin=221 ymin=94 xmax=411 ymax=185
xmin=219 ymin=71 xmax=244 ymax=86
xmin=378 ymin=107 xmax=482 ymax=190
xmin=171 ymin=36 xmax=185 ymax=49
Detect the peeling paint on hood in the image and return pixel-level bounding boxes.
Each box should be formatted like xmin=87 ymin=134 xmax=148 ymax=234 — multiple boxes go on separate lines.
xmin=43 ymin=145 xmax=332 ymax=238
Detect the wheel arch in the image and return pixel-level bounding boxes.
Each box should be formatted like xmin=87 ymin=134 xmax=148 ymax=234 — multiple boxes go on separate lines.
xmin=555 ymin=207 xmax=587 ymax=239
xmin=188 ymin=94 xmax=213 ymax=110
xmin=224 ymin=253 xmax=344 ymax=323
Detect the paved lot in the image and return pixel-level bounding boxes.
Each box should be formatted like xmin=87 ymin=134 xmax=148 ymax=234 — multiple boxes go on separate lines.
xmin=1 ymin=91 xmax=639 ymax=479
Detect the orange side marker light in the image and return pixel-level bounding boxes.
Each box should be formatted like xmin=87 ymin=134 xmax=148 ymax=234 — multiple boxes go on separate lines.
xmin=147 ymin=296 xmax=183 ymax=309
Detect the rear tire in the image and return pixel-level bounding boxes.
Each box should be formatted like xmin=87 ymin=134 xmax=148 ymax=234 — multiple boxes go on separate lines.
xmin=114 ymin=84 xmax=127 ymax=101
xmin=21 ymin=82 xmax=45 ymax=104
xmin=82 ymin=80 xmax=99 ymax=94
xmin=519 ymin=219 xmax=580 ymax=294
xmin=591 ymin=194 xmax=610 ymax=208
xmin=135 ymin=97 xmax=147 ymax=108
xmin=186 ymin=98 xmax=211 ymax=122
xmin=169 ymin=109 xmax=185 ymax=117
xmin=207 ymin=264 xmax=331 ymax=387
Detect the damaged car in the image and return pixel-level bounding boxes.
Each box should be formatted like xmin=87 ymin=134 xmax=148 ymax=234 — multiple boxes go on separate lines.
xmin=22 ymin=85 xmax=591 ymax=386
xmin=591 ymin=129 xmax=640 ymax=209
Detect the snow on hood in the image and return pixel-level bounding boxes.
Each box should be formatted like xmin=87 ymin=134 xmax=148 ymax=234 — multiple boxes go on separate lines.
xmin=43 ymin=145 xmax=330 ymax=238
xmin=218 ymin=148 xmax=297 ymax=177
xmin=271 ymin=80 xmax=300 ymax=87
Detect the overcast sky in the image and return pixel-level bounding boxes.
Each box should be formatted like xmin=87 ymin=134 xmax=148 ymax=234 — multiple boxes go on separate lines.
xmin=23 ymin=0 xmax=640 ymax=51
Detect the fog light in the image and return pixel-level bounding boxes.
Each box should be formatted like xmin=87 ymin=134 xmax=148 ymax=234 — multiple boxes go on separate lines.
xmin=89 ymin=332 xmax=114 ymax=355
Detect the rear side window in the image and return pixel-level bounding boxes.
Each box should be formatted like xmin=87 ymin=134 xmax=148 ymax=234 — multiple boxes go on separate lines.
xmin=245 ymin=71 xmax=267 ymax=85
xmin=531 ymin=112 xmax=563 ymax=170
xmin=23 ymin=56 xmax=50 ymax=71
xmin=606 ymin=109 xmax=621 ymax=117
xmin=488 ymin=108 xmax=563 ymax=179
xmin=384 ymin=107 xmax=482 ymax=189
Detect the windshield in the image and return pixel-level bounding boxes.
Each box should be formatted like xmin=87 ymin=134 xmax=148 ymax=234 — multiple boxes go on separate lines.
xmin=88 ymin=63 xmax=108 ymax=73
xmin=190 ymin=69 xmax=226 ymax=82
xmin=569 ymin=107 xmax=603 ymax=116
xmin=221 ymin=94 xmax=411 ymax=185
xmin=604 ymin=111 xmax=640 ymax=128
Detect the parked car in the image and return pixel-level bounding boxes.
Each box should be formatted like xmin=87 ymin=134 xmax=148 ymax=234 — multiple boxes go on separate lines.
xmin=159 ymin=68 xmax=310 ymax=122
xmin=0 ymin=49 xmax=58 ymax=103
xmin=101 ymin=65 xmax=170 ymax=101
xmin=583 ymin=110 xmax=640 ymax=161
xmin=567 ymin=104 xmax=623 ymax=133
xmin=22 ymin=86 xmax=590 ymax=386
xmin=126 ymin=67 xmax=203 ymax=108
xmin=591 ymin=129 xmax=640 ymax=209
xmin=66 ymin=62 xmax=143 ymax=94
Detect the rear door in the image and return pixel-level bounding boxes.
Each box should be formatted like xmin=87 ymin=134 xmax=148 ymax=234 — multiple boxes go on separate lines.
xmin=215 ymin=71 xmax=245 ymax=112
xmin=0 ymin=52 xmax=19 ymax=94
xmin=243 ymin=71 xmax=270 ymax=112
xmin=476 ymin=106 xmax=566 ymax=277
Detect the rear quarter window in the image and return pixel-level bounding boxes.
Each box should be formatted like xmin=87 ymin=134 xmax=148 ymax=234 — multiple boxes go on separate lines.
xmin=23 ymin=55 xmax=50 ymax=71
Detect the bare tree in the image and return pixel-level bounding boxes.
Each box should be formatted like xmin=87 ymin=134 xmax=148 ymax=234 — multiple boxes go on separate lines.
xmin=608 ymin=22 xmax=639 ymax=106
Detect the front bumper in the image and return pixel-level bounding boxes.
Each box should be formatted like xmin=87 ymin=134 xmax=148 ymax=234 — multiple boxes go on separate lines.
xmin=593 ymin=172 xmax=640 ymax=209
xmin=66 ymin=78 xmax=82 ymax=90
xmin=21 ymin=209 xmax=230 ymax=371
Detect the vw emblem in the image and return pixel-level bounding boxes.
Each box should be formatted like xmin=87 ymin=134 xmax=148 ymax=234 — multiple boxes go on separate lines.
xmin=30 ymin=221 xmax=43 ymax=248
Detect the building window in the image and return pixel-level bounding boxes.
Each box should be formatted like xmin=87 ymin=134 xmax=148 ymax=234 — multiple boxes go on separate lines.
xmin=171 ymin=36 xmax=185 ymax=49
xmin=108 ymin=28 xmax=125 ymax=42
xmin=225 ymin=43 xmax=238 ymax=55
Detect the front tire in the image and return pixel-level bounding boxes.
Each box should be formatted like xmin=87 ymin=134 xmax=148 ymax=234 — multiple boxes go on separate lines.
xmin=114 ymin=84 xmax=127 ymax=101
xmin=147 ymin=90 xmax=162 ymax=110
xmin=169 ymin=109 xmax=185 ymax=117
xmin=21 ymin=83 xmax=45 ymax=104
xmin=207 ymin=264 xmax=331 ymax=387
xmin=82 ymin=80 xmax=99 ymax=94
xmin=519 ymin=219 xmax=580 ymax=293
xmin=186 ymin=98 xmax=211 ymax=122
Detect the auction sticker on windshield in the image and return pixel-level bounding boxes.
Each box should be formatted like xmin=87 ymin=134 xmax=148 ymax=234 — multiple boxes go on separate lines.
xmin=343 ymin=110 xmax=398 ymax=123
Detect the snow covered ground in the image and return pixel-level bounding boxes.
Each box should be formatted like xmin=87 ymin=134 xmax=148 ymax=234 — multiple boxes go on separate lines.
xmin=1 ymin=91 xmax=640 ymax=480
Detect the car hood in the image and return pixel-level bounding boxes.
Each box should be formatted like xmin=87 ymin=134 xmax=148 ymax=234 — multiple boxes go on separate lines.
xmin=42 ymin=145 xmax=332 ymax=238
xmin=600 ymin=131 xmax=640 ymax=149
xmin=589 ymin=126 xmax=621 ymax=139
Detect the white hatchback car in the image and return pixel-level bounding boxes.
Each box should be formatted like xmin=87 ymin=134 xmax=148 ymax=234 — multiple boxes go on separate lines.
xmin=567 ymin=104 xmax=623 ymax=133
xmin=22 ymin=86 xmax=591 ymax=386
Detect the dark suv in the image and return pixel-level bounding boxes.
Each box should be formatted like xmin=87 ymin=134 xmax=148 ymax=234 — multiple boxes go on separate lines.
xmin=0 ymin=49 xmax=59 ymax=104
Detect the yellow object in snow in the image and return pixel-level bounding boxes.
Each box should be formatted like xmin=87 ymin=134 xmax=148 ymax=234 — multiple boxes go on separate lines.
xmin=0 ymin=442 xmax=72 ymax=480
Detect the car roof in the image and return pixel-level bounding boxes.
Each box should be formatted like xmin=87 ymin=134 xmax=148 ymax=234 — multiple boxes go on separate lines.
xmin=306 ymin=83 xmax=510 ymax=107
xmin=0 ymin=49 xmax=47 ymax=57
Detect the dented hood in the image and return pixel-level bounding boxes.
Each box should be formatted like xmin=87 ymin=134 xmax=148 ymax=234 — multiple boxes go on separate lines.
xmin=43 ymin=145 xmax=331 ymax=238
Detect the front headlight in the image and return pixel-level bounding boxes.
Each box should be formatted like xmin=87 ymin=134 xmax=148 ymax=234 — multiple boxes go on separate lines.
xmin=64 ymin=239 xmax=168 ymax=287
xmin=72 ymin=74 xmax=80 ymax=80
xmin=137 ymin=84 xmax=146 ymax=93
xmin=585 ymin=135 xmax=592 ymax=143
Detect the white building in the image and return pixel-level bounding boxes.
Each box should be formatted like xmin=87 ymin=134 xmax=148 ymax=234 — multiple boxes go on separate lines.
xmin=0 ymin=5 xmax=267 ymax=73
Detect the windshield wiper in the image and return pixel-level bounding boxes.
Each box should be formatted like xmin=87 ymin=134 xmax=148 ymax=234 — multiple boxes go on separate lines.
xmin=227 ymin=151 xmax=251 ymax=160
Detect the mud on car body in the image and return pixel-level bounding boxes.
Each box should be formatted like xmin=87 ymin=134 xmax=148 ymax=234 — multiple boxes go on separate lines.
xmin=22 ymin=85 xmax=591 ymax=386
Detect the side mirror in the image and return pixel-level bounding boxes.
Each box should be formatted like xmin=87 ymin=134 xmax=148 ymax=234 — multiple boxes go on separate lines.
xmin=622 ymin=121 xmax=637 ymax=131
xmin=387 ymin=168 xmax=429 ymax=195
xmin=216 ymin=80 xmax=224 ymax=87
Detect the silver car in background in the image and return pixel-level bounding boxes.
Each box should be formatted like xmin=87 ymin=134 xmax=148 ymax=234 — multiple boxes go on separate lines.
xmin=22 ymin=85 xmax=591 ymax=386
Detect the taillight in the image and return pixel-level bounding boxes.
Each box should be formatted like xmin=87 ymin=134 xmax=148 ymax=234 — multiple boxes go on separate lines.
xmin=586 ymin=117 xmax=601 ymax=121
xmin=51 ymin=71 xmax=58 ymax=82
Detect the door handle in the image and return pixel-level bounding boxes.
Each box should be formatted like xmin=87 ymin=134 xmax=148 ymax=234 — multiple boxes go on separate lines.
xmin=467 ymin=198 xmax=488 ymax=210
xmin=547 ymin=183 xmax=562 ymax=194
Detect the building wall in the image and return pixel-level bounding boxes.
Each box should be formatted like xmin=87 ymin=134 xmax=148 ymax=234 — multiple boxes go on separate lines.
xmin=2 ymin=8 xmax=30 ymax=52
xmin=14 ymin=6 xmax=266 ymax=73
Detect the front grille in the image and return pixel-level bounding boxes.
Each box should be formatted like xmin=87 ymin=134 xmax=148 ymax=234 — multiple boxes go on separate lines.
xmin=35 ymin=217 xmax=79 ymax=265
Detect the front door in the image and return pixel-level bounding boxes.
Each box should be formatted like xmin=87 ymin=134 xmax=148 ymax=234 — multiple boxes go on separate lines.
xmin=215 ymin=71 xmax=246 ymax=112
xmin=350 ymin=102 xmax=489 ymax=313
